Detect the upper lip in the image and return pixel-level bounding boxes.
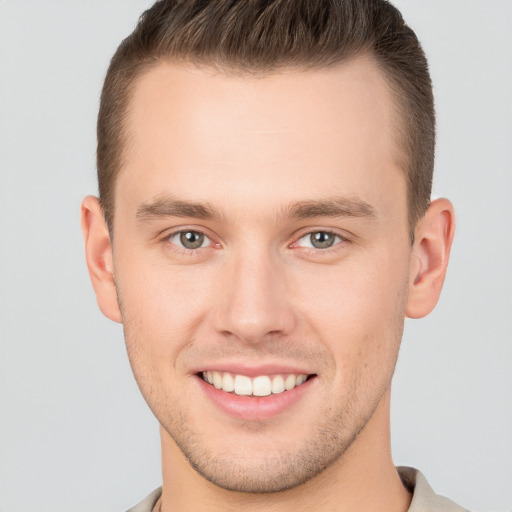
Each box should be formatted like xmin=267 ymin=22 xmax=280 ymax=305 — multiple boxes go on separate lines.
xmin=191 ymin=362 xmax=315 ymax=377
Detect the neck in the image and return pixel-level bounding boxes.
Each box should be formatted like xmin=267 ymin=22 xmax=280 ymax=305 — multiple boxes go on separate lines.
xmin=158 ymin=389 xmax=411 ymax=512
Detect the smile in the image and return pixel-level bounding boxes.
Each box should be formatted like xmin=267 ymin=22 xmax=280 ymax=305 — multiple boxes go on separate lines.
xmin=201 ymin=371 xmax=310 ymax=397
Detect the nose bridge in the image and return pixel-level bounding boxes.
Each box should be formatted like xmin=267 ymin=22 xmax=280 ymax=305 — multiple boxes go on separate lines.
xmin=214 ymin=242 xmax=295 ymax=343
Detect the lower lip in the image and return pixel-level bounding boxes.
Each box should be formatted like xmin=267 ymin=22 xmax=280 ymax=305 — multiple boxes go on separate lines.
xmin=196 ymin=375 xmax=316 ymax=421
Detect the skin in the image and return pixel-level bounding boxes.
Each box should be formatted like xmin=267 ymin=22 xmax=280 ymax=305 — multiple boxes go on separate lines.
xmin=82 ymin=55 xmax=454 ymax=512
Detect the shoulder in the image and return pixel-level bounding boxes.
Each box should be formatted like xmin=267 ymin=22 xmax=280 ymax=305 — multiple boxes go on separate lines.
xmin=124 ymin=470 xmax=468 ymax=512
xmin=125 ymin=487 xmax=162 ymax=512
xmin=398 ymin=467 xmax=469 ymax=512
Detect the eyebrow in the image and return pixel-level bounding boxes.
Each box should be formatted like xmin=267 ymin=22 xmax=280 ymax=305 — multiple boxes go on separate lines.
xmin=136 ymin=195 xmax=377 ymax=223
xmin=286 ymin=197 xmax=377 ymax=220
xmin=136 ymin=196 xmax=218 ymax=222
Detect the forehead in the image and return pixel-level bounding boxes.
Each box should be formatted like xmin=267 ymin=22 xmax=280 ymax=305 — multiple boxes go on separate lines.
xmin=117 ymin=57 xmax=405 ymax=223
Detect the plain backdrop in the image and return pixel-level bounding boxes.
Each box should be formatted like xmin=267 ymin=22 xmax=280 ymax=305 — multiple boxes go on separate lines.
xmin=0 ymin=1 xmax=511 ymax=511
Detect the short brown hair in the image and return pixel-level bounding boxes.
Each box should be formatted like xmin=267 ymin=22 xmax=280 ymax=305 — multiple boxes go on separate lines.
xmin=97 ymin=0 xmax=434 ymax=236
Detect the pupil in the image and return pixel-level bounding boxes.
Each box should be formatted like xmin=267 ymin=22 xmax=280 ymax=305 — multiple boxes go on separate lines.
xmin=180 ymin=231 xmax=204 ymax=249
xmin=311 ymin=231 xmax=334 ymax=249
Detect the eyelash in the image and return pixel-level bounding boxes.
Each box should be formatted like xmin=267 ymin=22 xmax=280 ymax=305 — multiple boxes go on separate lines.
xmin=161 ymin=229 xmax=216 ymax=255
xmin=160 ymin=229 xmax=348 ymax=255
xmin=293 ymin=230 xmax=347 ymax=252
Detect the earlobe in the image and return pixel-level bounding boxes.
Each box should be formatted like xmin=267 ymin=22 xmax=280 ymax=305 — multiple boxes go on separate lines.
xmin=406 ymin=198 xmax=455 ymax=319
xmin=80 ymin=196 xmax=122 ymax=323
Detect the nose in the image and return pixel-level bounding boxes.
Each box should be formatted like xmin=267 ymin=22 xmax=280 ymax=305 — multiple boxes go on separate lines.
xmin=213 ymin=247 xmax=296 ymax=344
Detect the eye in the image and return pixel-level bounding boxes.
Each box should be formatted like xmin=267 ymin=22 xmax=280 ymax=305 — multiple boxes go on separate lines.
xmin=296 ymin=231 xmax=343 ymax=249
xmin=168 ymin=230 xmax=211 ymax=250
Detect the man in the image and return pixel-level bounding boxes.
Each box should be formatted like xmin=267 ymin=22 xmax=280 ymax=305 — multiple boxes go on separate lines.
xmin=81 ymin=1 xmax=465 ymax=510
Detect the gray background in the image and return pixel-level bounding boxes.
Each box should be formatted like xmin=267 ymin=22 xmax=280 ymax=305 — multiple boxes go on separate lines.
xmin=0 ymin=1 xmax=510 ymax=511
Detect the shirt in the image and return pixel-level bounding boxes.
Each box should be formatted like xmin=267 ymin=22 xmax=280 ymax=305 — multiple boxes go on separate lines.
xmin=125 ymin=466 xmax=468 ymax=512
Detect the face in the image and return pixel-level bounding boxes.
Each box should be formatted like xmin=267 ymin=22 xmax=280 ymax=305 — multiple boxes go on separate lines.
xmin=111 ymin=57 xmax=413 ymax=492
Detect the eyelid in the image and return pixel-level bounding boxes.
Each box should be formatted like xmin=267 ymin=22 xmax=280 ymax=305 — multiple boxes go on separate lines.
xmin=160 ymin=226 xmax=220 ymax=251
xmin=291 ymin=229 xmax=348 ymax=250
xmin=158 ymin=226 xmax=349 ymax=252
xmin=168 ymin=230 xmax=212 ymax=249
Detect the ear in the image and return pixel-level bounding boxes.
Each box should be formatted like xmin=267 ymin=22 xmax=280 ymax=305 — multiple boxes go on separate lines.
xmin=80 ymin=196 xmax=122 ymax=323
xmin=406 ymin=198 xmax=455 ymax=319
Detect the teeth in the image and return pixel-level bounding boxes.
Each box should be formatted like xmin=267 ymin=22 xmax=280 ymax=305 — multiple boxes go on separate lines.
xmin=253 ymin=376 xmax=272 ymax=396
xmin=212 ymin=372 xmax=222 ymax=389
xmin=271 ymin=375 xmax=285 ymax=394
xmin=296 ymin=374 xmax=307 ymax=385
xmin=222 ymin=373 xmax=235 ymax=392
xmin=285 ymin=374 xmax=296 ymax=391
xmin=234 ymin=375 xmax=252 ymax=396
xmin=201 ymin=371 xmax=309 ymax=396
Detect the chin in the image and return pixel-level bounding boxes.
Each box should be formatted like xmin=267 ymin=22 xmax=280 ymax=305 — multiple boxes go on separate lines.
xmin=163 ymin=411 xmax=366 ymax=494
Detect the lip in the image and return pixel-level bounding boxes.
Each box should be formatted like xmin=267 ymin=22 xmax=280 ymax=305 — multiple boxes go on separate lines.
xmin=195 ymin=372 xmax=317 ymax=421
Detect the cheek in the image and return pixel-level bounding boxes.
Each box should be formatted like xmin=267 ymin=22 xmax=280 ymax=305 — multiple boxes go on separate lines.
xmin=294 ymin=247 xmax=410 ymax=377
xmin=113 ymin=255 xmax=222 ymax=419
xmin=113 ymin=250 xmax=218 ymax=370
